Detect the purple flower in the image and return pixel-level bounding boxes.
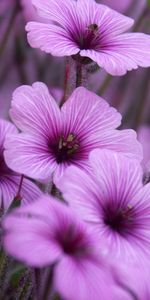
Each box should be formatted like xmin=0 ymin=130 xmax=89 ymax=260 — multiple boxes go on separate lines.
xmin=4 ymin=83 xmax=142 ymax=183
xmin=26 ymin=0 xmax=150 ymax=75
xmin=0 ymin=119 xmax=41 ymax=210
xmin=58 ymin=149 xmax=150 ymax=263
xmin=2 ymin=195 xmax=118 ymax=300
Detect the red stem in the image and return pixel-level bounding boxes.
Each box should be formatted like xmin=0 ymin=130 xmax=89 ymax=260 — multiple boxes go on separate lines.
xmin=16 ymin=174 xmax=24 ymax=199
xmin=60 ymin=60 xmax=70 ymax=106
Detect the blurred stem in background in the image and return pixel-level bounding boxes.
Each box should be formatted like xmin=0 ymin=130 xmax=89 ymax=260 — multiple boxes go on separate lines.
xmin=0 ymin=2 xmax=20 ymax=59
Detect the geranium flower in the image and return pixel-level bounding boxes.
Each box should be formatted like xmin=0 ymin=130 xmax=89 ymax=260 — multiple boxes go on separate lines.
xmin=26 ymin=0 xmax=150 ymax=75
xmin=58 ymin=149 xmax=150 ymax=263
xmin=4 ymin=83 xmax=142 ymax=183
xmin=0 ymin=119 xmax=41 ymax=210
xmin=2 ymin=195 xmax=119 ymax=300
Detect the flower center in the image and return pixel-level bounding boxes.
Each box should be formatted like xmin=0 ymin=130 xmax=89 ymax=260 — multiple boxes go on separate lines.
xmin=104 ymin=205 xmax=134 ymax=236
xmin=87 ymin=23 xmax=99 ymax=33
xmin=51 ymin=134 xmax=79 ymax=164
xmin=79 ymin=23 xmax=100 ymax=50
xmin=58 ymin=226 xmax=88 ymax=256
xmin=80 ymin=23 xmax=99 ymax=49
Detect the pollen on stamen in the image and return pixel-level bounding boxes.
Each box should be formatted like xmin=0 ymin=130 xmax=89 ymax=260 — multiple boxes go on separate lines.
xmin=53 ymin=133 xmax=80 ymax=164
xmin=87 ymin=24 xmax=99 ymax=34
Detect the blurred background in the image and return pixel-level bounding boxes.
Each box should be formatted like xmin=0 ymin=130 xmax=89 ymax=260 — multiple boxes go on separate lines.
xmin=0 ymin=0 xmax=150 ymax=150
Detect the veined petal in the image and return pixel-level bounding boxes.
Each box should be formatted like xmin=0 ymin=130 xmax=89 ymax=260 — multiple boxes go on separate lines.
xmin=10 ymin=82 xmax=61 ymax=138
xmin=81 ymin=33 xmax=150 ymax=75
xmin=89 ymin=149 xmax=143 ymax=206
xmin=58 ymin=165 xmax=101 ymax=223
xmin=31 ymin=0 xmax=77 ymax=29
xmin=133 ymin=183 xmax=150 ymax=216
xmin=32 ymin=0 xmax=133 ymax=37
xmin=77 ymin=0 xmax=134 ymax=36
xmin=0 ymin=119 xmax=17 ymax=153
xmin=96 ymin=129 xmax=143 ymax=161
xmin=4 ymin=133 xmax=56 ymax=181
xmin=53 ymin=162 xmax=69 ymax=185
xmin=61 ymin=87 xmax=121 ymax=138
xmin=26 ymin=22 xmax=79 ymax=56
xmin=0 ymin=175 xmax=42 ymax=210
xmin=55 ymin=256 xmax=114 ymax=300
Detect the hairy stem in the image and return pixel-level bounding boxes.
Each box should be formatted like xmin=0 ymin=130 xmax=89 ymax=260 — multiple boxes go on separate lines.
xmin=16 ymin=174 xmax=24 ymax=199
xmin=60 ymin=58 xmax=70 ymax=106
xmin=41 ymin=265 xmax=55 ymax=300
xmin=32 ymin=268 xmax=41 ymax=300
xmin=76 ymin=62 xmax=83 ymax=87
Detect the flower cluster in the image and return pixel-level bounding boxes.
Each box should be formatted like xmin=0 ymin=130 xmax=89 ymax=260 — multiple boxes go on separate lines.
xmin=1 ymin=0 xmax=150 ymax=299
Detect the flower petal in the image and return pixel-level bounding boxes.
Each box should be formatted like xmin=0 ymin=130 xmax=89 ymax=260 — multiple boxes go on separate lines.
xmin=90 ymin=149 xmax=143 ymax=206
xmin=77 ymin=0 xmax=134 ymax=36
xmin=26 ymin=22 xmax=79 ymax=56
xmin=2 ymin=196 xmax=76 ymax=266
xmin=0 ymin=119 xmax=17 ymax=153
xmin=97 ymin=129 xmax=143 ymax=161
xmin=61 ymin=87 xmax=121 ymax=137
xmin=81 ymin=33 xmax=150 ymax=75
xmin=3 ymin=214 xmax=61 ymax=267
xmin=31 ymin=0 xmax=77 ymax=29
xmin=0 ymin=175 xmax=42 ymax=210
xmin=55 ymin=256 xmax=114 ymax=300
xmin=10 ymin=82 xmax=61 ymax=137
xmin=4 ymin=133 xmax=56 ymax=181
xmin=58 ymin=165 xmax=101 ymax=223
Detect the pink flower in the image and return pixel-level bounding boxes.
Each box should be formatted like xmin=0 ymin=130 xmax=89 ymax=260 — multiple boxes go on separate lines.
xmin=26 ymin=0 xmax=150 ymax=75
xmin=4 ymin=83 xmax=142 ymax=183
xmin=58 ymin=149 xmax=150 ymax=263
xmin=2 ymin=195 xmax=118 ymax=300
xmin=0 ymin=119 xmax=41 ymax=210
